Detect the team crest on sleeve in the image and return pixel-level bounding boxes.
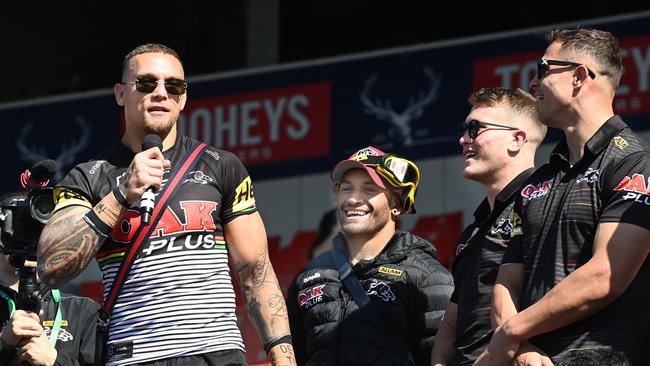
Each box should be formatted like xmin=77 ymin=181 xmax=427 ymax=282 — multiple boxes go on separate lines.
xmin=614 ymin=173 xmax=650 ymax=205
xmin=232 ymin=176 xmax=256 ymax=212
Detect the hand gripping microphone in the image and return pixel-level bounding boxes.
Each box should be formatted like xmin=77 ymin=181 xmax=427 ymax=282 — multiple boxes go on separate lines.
xmin=140 ymin=134 xmax=163 ymax=225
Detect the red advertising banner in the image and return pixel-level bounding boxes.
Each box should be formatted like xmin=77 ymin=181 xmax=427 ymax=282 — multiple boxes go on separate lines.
xmin=178 ymin=82 xmax=332 ymax=165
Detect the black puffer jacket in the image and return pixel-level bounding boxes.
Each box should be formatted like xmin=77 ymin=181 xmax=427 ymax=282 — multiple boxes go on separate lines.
xmin=287 ymin=231 xmax=454 ymax=366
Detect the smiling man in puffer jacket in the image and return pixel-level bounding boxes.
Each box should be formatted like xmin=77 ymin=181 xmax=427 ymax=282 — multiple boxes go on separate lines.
xmin=287 ymin=146 xmax=454 ymax=366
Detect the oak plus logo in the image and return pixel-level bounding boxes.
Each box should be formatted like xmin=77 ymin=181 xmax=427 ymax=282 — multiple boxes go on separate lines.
xmin=614 ymin=173 xmax=650 ymax=205
xmin=521 ymin=179 xmax=553 ymax=200
xmin=298 ymin=284 xmax=326 ymax=309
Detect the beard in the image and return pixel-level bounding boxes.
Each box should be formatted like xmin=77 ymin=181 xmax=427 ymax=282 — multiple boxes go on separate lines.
xmin=143 ymin=115 xmax=176 ymax=136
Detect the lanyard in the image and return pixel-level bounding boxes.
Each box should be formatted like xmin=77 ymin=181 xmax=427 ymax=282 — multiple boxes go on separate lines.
xmin=0 ymin=288 xmax=16 ymax=317
xmin=0 ymin=288 xmax=62 ymax=347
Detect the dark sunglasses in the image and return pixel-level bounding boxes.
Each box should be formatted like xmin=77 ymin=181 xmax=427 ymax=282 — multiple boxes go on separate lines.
xmin=537 ymin=58 xmax=596 ymax=81
xmin=459 ymin=119 xmax=518 ymax=139
xmin=123 ymin=76 xmax=187 ymax=95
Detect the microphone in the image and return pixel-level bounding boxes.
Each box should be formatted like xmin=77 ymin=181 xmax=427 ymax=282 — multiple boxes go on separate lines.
xmin=20 ymin=159 xmax=58 ymax=189
xmin=140 ymin=134 xmax=163 ymax=225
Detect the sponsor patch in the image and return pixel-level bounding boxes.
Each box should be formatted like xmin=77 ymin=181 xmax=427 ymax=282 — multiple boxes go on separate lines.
xmin=367 ymin=279 xmax=395 ymax=302
xmin=302 ymin=272 xmax=321 ymax=283
xmin=107 ymin=340 xmax=133 ymax=362
xmin=298 ymin=284 xmax=326 ymax=309
xmin=511 ymin=212 xmax=523 ymax=237
xmin=232 ymin=176 xmax=256 ymax=213
xmin=614 ymin=173 xmax=650 ymax=205
xmin=43 ymin=320 xmax=69 ymax=327
xmin=520 ymin=179 xmax=553 ymax=200
xmin=53 ymin=187 xmax=91 ymax=212
xmin=613 ymin=136 xmax=629 ymax=150
xmin=351 ymin=148 xmax=381 ymax=161
xmin=205 ymin=149 xmax=221 ymax=161
xmin=378 ymin=266 xmax=403 ymax=277
xmin=88 ymin=160 xmax=105 ymax=175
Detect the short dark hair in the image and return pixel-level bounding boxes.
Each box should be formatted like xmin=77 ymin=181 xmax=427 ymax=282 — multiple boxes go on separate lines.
xmin=547 ymin=28 xmax=623 ymax=87
xmin=122 ymin=43 xmax=183 ymax=77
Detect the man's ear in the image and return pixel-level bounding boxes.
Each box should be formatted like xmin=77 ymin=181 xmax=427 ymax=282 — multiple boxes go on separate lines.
xmin=573 ymin=65 xmax=591 ymax=88
xmin=115 ymin=83 xmax=125 ymax=107
xmin=507 ymin=130 xmax=528 ymax=154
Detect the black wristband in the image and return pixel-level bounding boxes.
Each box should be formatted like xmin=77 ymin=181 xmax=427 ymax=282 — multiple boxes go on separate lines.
xmin=83 ymin=209 xmax=112 ymax=238
xmin=112 ymin=186 xmax=129 ymax=207
xmin=263 ymin=335 xmax=292 ymax=354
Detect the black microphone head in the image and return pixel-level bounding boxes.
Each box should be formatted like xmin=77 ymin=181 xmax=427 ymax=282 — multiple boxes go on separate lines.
xmin=30 ymin=159 xmax=58 ymax=183
xmin=142 ymin=134 xmax=163 ymax=151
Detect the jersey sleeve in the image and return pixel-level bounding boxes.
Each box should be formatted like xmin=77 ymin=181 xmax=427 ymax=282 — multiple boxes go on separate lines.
xmin=214 ymin=150 xmax=258 ymax=224
xmin=600 ymin=151 xmax=650 ymax=230
xmin=53 ymin=164 xmax=95 ymax=213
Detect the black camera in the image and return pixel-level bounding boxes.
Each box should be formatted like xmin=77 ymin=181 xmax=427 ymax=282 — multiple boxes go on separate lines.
xmin=0 ymin=159 xmax=57 ymax=313
xmin=0 ymin=187 xmax=55 ymax=261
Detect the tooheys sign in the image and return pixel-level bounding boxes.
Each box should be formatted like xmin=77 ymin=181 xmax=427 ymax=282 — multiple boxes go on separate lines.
xmin=177 ymin=83 xmax=331 ymax=165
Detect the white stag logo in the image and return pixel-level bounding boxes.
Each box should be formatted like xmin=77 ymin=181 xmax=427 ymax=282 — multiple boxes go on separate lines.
xmin=17 ymin=116 xmax=91 ymax=182
xmin=360 ymin=67 xmax=440 ymax=146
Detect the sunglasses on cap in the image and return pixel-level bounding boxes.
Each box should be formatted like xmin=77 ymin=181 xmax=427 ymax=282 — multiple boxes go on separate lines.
xmin=458 ymin=119 xmax=518 ymax=139
xmin=122 ymin=76 xmax=187 ymax=95
xmin=352 ymin=153 xmax=420 ymax=214
xmin=537 ymin=58 xmax=596 ymax=81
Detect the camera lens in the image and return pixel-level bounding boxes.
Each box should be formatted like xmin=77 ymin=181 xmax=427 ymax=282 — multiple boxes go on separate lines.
xmin=30 ymin=189 xmax=55 ymax=224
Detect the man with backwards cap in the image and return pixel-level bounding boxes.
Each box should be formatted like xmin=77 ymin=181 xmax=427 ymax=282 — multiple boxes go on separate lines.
xmin=287 ymin=146 xmax=454 ymax=366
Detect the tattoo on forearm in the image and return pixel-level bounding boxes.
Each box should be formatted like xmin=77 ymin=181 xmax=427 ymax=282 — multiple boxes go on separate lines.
xmin=247 ymin=296 xmax=271 ymax=342
xmin=269 ymin=344 xmax=296 ymax=366
xmin=239 ymin=248 xmax=291 ymax=344
xmin=38 ymin=208 xmax=104 ymax=287
xmin=252 ymin=248 xmax=272 ymax=288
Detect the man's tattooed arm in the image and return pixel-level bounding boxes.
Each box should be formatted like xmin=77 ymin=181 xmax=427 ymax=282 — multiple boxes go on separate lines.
xmin=37 ymin=191 xmax=126 ymax=288
xmin=227 ymin=212 xmax=296 ymax=366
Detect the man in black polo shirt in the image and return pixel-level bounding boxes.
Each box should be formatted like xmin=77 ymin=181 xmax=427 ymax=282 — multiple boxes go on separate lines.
xmin=477 ymin=28 xmax=650 ymax=366
xmin=431 ymin=87 xmax=546 ymax=366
